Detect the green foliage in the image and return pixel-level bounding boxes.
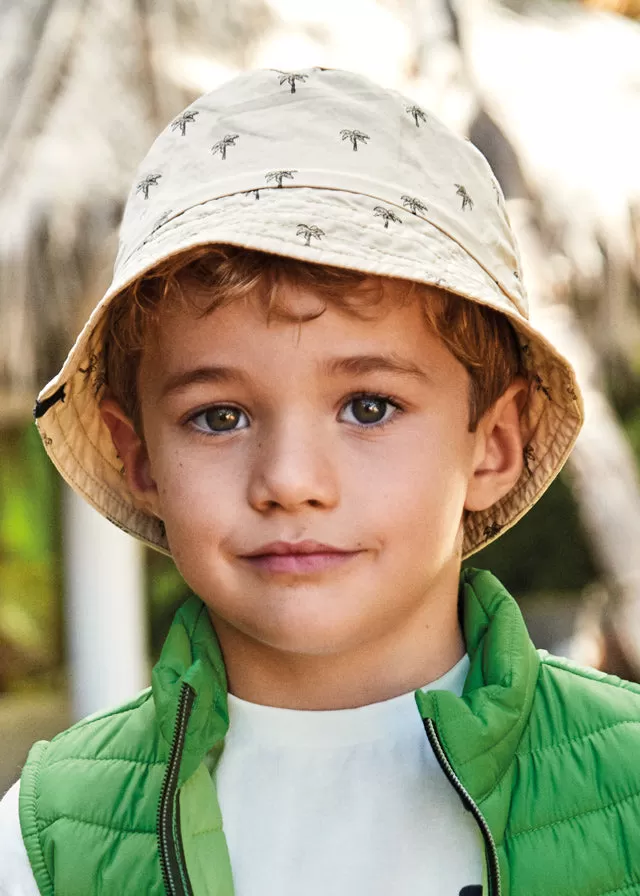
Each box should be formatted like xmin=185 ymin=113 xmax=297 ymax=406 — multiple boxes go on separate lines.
xmin=0 ymin=424 xmax=62 ymax=689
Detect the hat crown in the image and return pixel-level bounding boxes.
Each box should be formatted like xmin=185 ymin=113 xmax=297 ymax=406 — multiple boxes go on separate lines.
xmin=117 ymin=68 xmax=526 ymax=316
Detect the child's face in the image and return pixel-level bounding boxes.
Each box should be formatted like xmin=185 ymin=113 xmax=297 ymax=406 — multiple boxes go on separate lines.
xmin=112 ymin=281 xmax=508 ymax=658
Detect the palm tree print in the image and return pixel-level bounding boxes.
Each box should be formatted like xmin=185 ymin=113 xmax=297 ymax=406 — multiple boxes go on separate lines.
xmin=136 ymin=173 xmax=162 ymax=199
xmin=296 ymin=224 xmax=325 ymax=246
xmin=405 ymin=104 xmax=427 ymax=127
xmin=523 ymin=444 xmax=536 ymax=475
xmin=340 ymin=129 xmax=370 ymax=151
xmin=277 ymin=71 xmax=308 ymax=93
xmin=455 ymin=184 xmax=474 ymax=211
xmin=374 ymin=206 xmax=402 ymax=228
xmin=79 ymin=353 xmax=99 ymax=378
xmin=211 ymin=134 xmax=240 ymax=160
xmin=483 ymin=522 xmax=503 ymax=539
xmin=401 ymin=195 xmax=429 ymax=215
xmin=265 ymin=169 xmax=297 ymax=188
xmin=171 ymin=110 xmax=199 ymax=136
xmin=533 ymin=374 xmax=552 ymax=401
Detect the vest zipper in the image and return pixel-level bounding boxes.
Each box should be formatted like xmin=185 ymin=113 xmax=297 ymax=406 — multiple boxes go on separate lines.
xmin=157 ymin=682 xmax=196 ymax=896
xmin=423 ymin=718 xmax=501 ymax=896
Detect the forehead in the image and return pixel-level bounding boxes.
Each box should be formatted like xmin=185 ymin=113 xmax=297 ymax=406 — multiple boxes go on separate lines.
xmin=135 ymin=280 xmax=471 ymax=408
xmin=143 ymin=278 xmax=452 ymax=366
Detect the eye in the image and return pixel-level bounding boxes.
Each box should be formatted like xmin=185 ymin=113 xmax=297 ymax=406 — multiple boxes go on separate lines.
xmin=339 ymin=393 xmax=402 ymax=427
xmin=190 ymin=405 xmax=249 ymax=434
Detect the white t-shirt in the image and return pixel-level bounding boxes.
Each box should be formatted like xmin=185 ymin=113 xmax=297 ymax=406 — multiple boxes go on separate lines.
xmin=0 ymin=655 xmax=482 ymax=895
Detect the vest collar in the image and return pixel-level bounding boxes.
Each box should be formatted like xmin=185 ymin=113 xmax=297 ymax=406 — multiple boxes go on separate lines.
xmin=152 ymin=568 xmax=540 ymax=792
xmin=152 ymin=597 xmax=229 ymax=780
xmin=416 ymin=567 xmax=540 ymax=802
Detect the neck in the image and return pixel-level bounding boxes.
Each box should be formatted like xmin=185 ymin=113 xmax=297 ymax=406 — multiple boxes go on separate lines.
xmin=208 ymin=564 xmax=465 ymax=710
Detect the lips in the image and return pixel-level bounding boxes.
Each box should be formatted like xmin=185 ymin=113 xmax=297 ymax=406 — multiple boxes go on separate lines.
xmin=243 ymin=539 xmax=349 ymax=557
xmin=240 ymin=540 xmax=361 ymax=574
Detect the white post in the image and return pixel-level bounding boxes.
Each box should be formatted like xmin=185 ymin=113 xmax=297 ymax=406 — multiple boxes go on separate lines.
xmin=63 ymin=485 xmax=148 ymax=720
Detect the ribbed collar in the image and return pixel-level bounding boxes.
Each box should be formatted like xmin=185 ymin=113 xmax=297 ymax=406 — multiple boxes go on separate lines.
xmin=152 ymin=568 xmax=539 ymax=788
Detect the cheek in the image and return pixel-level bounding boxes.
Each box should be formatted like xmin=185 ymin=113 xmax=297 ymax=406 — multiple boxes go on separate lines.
xmin=355 ymin=425 xmax=471 ymax=542
xmin=150 ymin=444 xmax=242 ymax=544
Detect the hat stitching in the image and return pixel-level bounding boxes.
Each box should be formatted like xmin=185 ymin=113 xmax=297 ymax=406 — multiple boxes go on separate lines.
xmin=121 ymin=187 xmax=527 ymax=316
xmin=123 ymin=191 xmax=522 ymax=299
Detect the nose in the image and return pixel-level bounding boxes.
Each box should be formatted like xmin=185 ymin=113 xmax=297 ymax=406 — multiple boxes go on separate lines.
xmin=247 ymin=412 xmax=339 ymax=513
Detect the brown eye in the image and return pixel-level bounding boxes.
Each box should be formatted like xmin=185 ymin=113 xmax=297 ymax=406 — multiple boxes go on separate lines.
xmin=352 ymin=397 xmax=386 ymax=423
xmin=340 ymin=394 xmax=399 ymax=427
xmin=192 ymin=405 xmax=248 ymax=434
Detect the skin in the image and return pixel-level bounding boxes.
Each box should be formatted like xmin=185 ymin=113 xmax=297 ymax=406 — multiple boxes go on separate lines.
xmin=102 ymin=279 xmax=527 ymax=710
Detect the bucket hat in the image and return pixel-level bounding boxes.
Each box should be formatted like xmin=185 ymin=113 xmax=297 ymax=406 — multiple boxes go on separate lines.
xmin=33 ymin=67 xmax=583 ymax=559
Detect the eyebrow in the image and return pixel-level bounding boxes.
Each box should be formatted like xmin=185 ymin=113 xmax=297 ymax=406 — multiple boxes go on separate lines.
xmin=321 ymin=353 xmax=431 ymax=383
xmin=160 ymin=353 xmax=430 ymax=399
xmin=160 ymin=365 xmax=249 ymax=398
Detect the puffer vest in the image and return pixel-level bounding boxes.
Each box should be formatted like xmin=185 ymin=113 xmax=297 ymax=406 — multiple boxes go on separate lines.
xmin=19 ymin=568 xmax=640 ymax=895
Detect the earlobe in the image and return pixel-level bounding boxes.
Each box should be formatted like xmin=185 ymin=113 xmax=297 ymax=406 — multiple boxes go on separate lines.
xmin=464 ymin=377 xmax=529 ymax=513
xmin=99 ymin=396 xmax=161 ymax=517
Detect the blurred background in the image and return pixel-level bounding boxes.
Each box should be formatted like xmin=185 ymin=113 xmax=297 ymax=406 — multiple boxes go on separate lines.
xmin=1 ymin=0 xmax=640 ymax=794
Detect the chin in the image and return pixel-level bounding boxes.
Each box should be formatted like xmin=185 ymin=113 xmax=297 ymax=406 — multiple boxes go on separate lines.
xmin=239 ymin=613 xmax=372 ymax=657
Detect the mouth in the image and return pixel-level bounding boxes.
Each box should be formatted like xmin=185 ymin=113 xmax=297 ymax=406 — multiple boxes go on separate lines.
xmin=240 ymin=540 xmax=362 ymax=574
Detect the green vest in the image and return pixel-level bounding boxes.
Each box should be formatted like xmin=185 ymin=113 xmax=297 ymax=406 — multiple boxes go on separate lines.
xmin=19 ymin=569 xmax=640 ymax=895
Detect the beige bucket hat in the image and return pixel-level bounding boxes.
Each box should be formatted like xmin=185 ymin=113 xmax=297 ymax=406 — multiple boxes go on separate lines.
xmin=34 ymin=67 xmax=583 ymax=559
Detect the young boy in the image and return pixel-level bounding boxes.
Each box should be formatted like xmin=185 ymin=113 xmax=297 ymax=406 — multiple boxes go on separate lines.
xmin=1 ymin=67 xmax=639 ymax=896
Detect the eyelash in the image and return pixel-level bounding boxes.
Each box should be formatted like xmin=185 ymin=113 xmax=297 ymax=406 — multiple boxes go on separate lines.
xmin=187 ymin=392 xmax=405 ymax=436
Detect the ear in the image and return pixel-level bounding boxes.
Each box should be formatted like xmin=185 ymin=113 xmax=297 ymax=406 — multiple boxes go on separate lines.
xmin=99 ymin=396 xmax=161 ymax=518
xmin=464 ymin=376 xmax=529 ymax=513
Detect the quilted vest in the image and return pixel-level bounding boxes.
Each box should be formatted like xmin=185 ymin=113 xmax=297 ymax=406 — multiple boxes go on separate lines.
xmin=19 ymin=568 xmax=640 ymax=895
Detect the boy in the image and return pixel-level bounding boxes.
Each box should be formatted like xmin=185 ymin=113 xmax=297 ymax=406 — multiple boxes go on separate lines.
xmin=1 ymin=67 xmax=639 ymax=895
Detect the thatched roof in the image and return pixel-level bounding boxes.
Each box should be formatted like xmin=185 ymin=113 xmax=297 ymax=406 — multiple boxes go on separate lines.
xmin=1 ymin=0 xmax=639 ymax=419
xmin=0 ymin=0 xmax=273 ymax=413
